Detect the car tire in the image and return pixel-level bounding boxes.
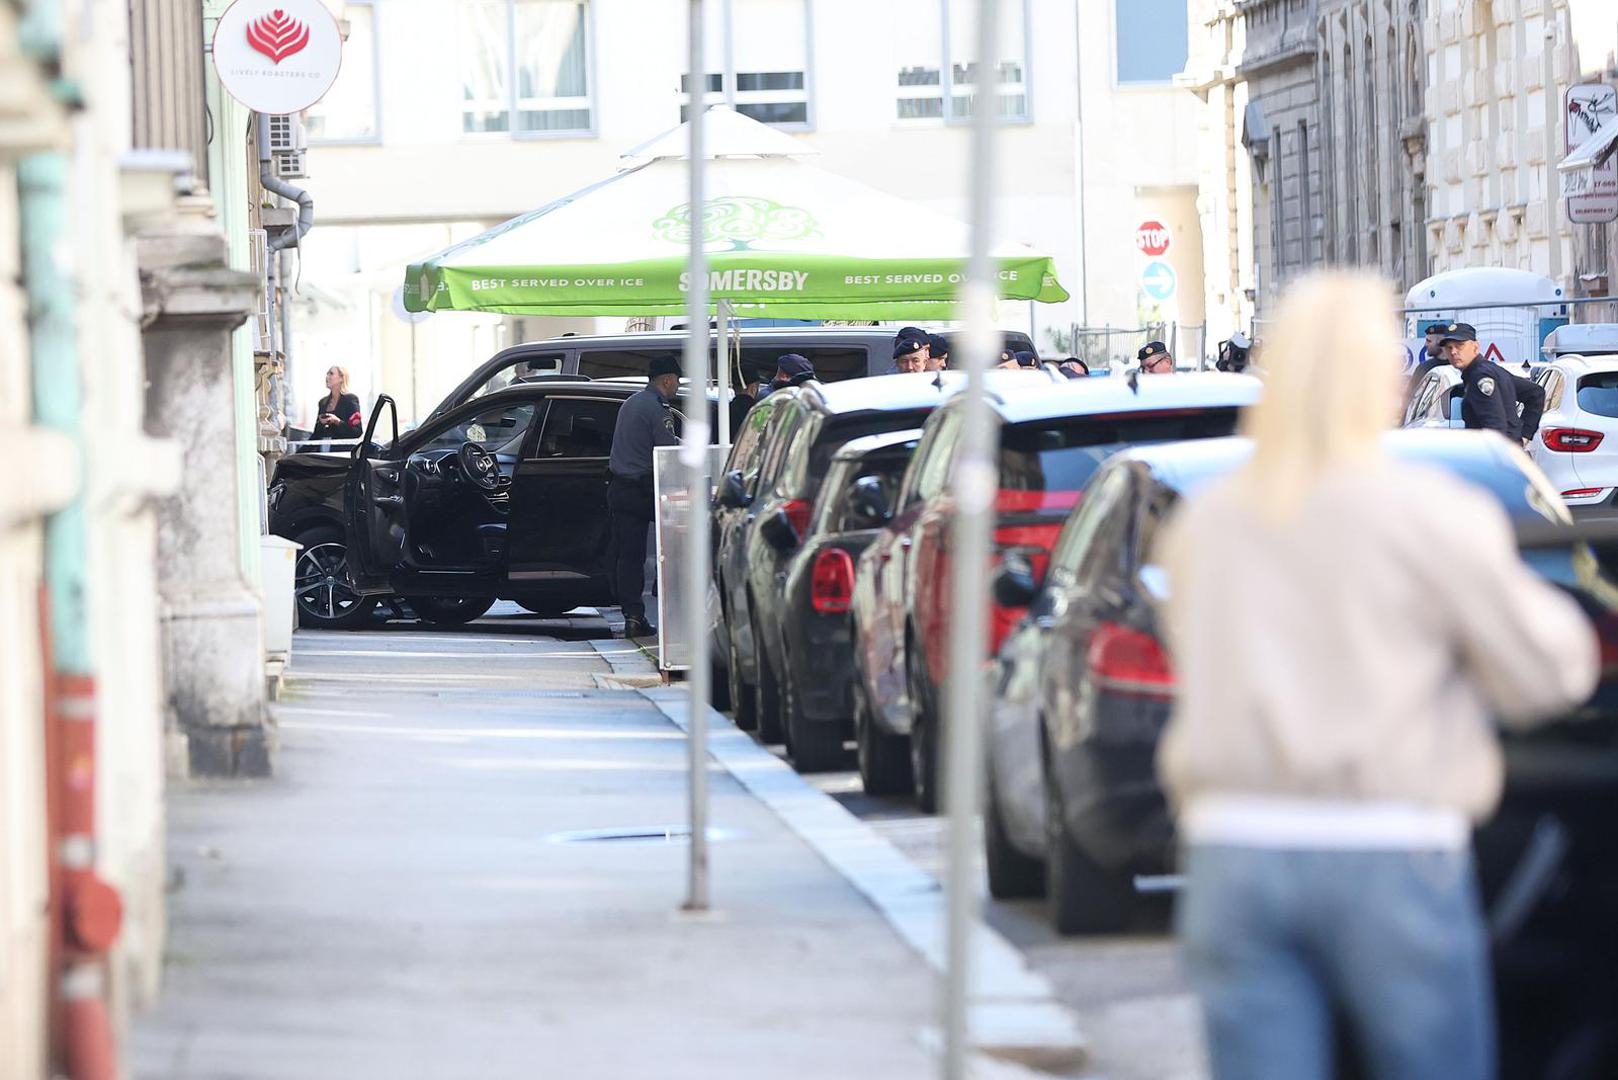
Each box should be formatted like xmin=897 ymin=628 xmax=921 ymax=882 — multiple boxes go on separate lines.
xmin=726 ymin=631 xmax=758 ymax=732
xmin=293 ymin=527 xmax=379 ymax=630
xmin=986 ymin=766 xmax=1045 ymax=900
xmin=1044 ymin=744 xmax=1132 ymax=935
xmin=854 ymin=671 xmax=913 ymax=796
xmin=709 ymin=652 xmax=732 ymax=711
xmin=783 ymin=659 xmax=848 ymax=773
xmin=413 ymin=595 xmax=495 ymax=626
xmin=755 ymin=641 xmax=785 ymax=745
xmin=907 ymin=631 xmax=941 ymax=814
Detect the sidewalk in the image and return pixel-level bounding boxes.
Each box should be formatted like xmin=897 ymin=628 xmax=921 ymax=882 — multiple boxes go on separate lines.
xmin=131 ymin=614 xmax=1078 ymax=1078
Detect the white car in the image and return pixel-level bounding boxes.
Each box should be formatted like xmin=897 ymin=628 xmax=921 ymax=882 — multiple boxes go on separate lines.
xmin=1529 ymin=354 xmax=1618 ymax=509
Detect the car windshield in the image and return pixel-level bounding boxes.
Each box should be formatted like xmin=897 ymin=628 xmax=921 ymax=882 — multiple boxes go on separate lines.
xmin=999 ymin=409 xmax=1242 ymax=492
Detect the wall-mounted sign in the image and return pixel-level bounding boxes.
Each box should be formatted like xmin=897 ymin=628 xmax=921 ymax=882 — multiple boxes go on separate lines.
xmin=212 ymin=0 xmax=342 ymax=115
xmin=1565 ymin=84 xmax=1618 ymax=224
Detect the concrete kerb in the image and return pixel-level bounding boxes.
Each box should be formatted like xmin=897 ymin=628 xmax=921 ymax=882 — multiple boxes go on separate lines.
xmin=588 ymin=637 xmax=665 ymax=688
xmin=643 ymin=686 xmax=1088 ymax=1073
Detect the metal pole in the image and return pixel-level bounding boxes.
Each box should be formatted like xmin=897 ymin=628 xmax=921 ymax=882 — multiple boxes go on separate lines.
xmin=943 ymin=0 xmax=1000 ymax=1076
xmin=721 ymin=0 xmax=736 ymax=110
xmin=1546 ymin=20 xmax=1563 ymax=285
xmin=683 ymin=0 xmax=712 ymax=914
xmin=716 ymin=299 xmax=732 ymax=448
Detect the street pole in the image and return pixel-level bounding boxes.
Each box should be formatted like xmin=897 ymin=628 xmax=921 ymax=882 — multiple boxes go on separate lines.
xmin=716 ymin=299 xmax=732 ymax=448
xmin=1546 ymin=20 xmax=1563 ymax=286
xmin=683 ymin=0 xmax=713 ymax=914
xmin=943 ymin=0 xmax=1000 ymax=1076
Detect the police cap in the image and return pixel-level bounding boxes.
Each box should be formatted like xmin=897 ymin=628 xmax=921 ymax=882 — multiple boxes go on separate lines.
xmin=1138 ymin=340 xmax=1169 ymax=362
xmin=649 ymin=356 xmax=682 ymax=379
xmin=893 ymin=333 xmax=929 ymax=360
xmin=1437 ymin=322 xmax=1477 ymax=344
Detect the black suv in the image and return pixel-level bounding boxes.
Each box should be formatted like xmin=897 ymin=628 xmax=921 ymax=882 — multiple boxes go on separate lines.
xmin=274 ymin=380 xmax=638 ymax=627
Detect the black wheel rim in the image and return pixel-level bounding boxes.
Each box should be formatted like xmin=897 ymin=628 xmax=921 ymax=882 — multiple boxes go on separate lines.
xmin=295 ymin=542 xmax=365 ymax=621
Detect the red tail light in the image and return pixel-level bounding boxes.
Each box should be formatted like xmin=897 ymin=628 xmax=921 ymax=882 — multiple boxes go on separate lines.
xmin=782 ymin=498 xmax=813 ymax=538
xmin=1593 ymin=612 xmax=1618 ymax=673
xmin=1563 ymin=488 xmax=1605 ymax=498
xmin=810 ymin=548 xmax=855 ymax=614
xmin=1087 ymin=622 xmax=1175 ymax=698
xmin=1542 ymin=428 xmax=1606 ymax=452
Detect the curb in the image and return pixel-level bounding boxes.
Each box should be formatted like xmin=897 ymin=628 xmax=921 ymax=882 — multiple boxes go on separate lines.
xmin=643 ymin=687 xmax=1087 ymax=1073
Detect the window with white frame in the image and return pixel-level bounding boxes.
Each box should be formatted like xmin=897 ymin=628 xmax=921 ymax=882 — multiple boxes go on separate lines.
xmin=678 ymin=0 xmax=811 ymax=127
xmin=460 ymin=0 xmax=593 ymax=135
xmin=896 ymin=0 xmax=1029 ymax=123
xmin=307 ymin=2 xmax=379 ymax=142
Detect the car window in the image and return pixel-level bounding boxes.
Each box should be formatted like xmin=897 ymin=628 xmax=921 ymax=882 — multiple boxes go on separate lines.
xmin=737 ymin=346 xmax=870 ymax=384
xmin=533 ymin=397 xmax=620 ymax=458
xmin=780 ymin=409 xmax=932 ymax=499
xmin=912 ymin=409 xmax=963 ymax=503
xmin=774 ymin=413 xmax=823 ymax=496
xmin=818 ymin=449 xmax=913 ymax=533
xmin=724 ymin=395 xmax=779 ymax=476
xmin=751 ymin=401 xmax=804 ymax=495
xmin=420 ymin=401 xmax=538 ymax=455
xmin=1441 ymin=386 xmax=1464 ymax=421
xmin=1407 ymin=374 xmax=1441 ymax=424
xmin=999 ymin=409 xmax=1241 ymax=494
xmin=1577 ymin=372 xmax=1618 ymax=418
xmin=577 ymin=348 xmax=682 ymax=380
xmin=1547 ymin=371 xmax=1565 ymax=411
xmin=1047 ymin=467 xmax=1129 ymax=590
xmin=468 ymin=353 xmax=567 ymax=404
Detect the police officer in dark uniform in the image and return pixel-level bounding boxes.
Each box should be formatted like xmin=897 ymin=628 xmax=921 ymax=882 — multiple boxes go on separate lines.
xmin=1439 ymin=322 xmax=1545 ymax=444
xmin=606 ymin=356 xmax=681 ymax=639
xmin=1406 ymin=321 xmax=1450 ymax=400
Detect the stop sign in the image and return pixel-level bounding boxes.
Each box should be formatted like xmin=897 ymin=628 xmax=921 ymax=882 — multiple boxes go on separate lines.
xmin=1136 ymin=221 xmax=1172 ymax=257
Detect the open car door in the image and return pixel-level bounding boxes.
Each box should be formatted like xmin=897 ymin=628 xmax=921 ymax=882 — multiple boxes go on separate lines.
xmin=343 ymin=395 xmax=407 ymax=594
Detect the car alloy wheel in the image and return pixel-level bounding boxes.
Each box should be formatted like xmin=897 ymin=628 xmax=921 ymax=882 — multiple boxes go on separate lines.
xmin=293 ymin=533 xmax=377 ymax=629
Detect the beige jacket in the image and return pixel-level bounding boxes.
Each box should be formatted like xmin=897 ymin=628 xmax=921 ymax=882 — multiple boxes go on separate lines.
xmin=1154 ymin=460 xmax=1600 ymax=823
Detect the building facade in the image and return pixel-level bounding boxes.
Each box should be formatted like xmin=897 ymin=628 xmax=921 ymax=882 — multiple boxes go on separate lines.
xmin=1423 ymin=0 xmax=1575 ymax=290
xmin=1184 ymin=0 xmax=1430 ymax=336
xmin=292 ymin=0 xmax=1205 ymax=418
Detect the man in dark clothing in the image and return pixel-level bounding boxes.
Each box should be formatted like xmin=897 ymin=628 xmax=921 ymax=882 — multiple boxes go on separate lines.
xmin=926 ymin=333 xmax=951 ymax=371
xmin=1407 ymin=322 xmax=1450 ymax=399
xmin=728 ymin=361 xmax=766 ymax=436
xmin=765 ymin=352 xmax=816 ymax=394
xmin=1439 ymin=322 xmax=1546 ymax=444
xmin=606 ymin=356 xmax=681 ymax=639
xmin=890 ymin=330 xmax=929 ymax=374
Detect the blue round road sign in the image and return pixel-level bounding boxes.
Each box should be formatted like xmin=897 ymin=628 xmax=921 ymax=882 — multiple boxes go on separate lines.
xmin=1141 ymin=260 xmax=1177 ymax=302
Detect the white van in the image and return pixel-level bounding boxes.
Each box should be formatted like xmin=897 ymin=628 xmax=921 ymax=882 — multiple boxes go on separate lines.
xmin=1403 ymin=268 xmax=1569 ymax=374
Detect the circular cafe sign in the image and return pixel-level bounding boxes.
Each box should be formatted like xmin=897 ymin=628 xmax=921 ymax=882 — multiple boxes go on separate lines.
xmin=212 ymin=0 xmax=342 ymax=115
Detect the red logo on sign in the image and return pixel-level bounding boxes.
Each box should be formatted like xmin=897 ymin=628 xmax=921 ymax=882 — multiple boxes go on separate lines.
xmin=1136 ymin=221 xmax=1171 ymax=257
xmin=1483 ymin=343 xmax=1507 ymax=364
xmin=246 ymin=9 xmax=310 ymax=65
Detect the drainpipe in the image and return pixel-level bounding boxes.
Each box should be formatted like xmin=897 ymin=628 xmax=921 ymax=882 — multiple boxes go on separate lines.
xmin=20 ymin=147 xmax=123 ymax=1080
xmin=257 ymin=115 xmax=314 ymax=254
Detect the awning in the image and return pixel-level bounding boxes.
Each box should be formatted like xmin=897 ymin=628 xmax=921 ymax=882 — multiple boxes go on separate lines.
xmin=1559 ymin=113 xmax=1618 ymax=196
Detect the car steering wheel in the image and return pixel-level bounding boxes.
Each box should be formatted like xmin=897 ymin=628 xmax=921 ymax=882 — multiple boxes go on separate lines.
xmin=458 ymin=442 xmax=501 ymax=492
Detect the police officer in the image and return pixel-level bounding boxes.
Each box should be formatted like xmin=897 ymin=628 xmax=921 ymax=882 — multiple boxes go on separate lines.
xmin=1439 ymin=322 xmax=1546 ymax=444
xmin=1138 ymin=340 xmax=1175 ymax=374
xmin=891 ymin=330 xmax=929 ymax=374
xmin=925 ymin=333 xmax=951 ymax=371
xmin=606 ymin=356 xmax=681 ymax=639
xmin=1407 ymin=321 xmax=1450 ymax=399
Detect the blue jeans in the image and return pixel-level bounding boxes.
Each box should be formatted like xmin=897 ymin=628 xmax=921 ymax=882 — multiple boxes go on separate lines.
xmin=1178 ymin=844 xmax=1495 ymax=1080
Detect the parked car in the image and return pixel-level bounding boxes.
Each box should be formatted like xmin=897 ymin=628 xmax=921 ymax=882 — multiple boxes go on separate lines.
xmin=851 ymin=373 xmax=1261 ymax=811
xmin=1529 ymin=353 xmax=1618 ymax=509
xmin=714 ymin=370 xmax=1052 ymax=741
xmin=1403 ymin=363 xmax=1465 ymax=430
xmin=766 ymin=429 xmax=923 ymax=770
xmin=271 ymin=379 xmax=642 ymax=627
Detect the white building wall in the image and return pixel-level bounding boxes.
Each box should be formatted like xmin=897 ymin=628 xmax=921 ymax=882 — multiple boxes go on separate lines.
xmin=1425 ymin=0 xmax=1576 ymax=289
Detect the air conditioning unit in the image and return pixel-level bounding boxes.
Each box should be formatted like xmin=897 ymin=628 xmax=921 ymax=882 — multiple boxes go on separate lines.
xmin=272 ymin=151 xmax=307 ymax=180
xmin=266 ymin=114 xmax=308 ymax=179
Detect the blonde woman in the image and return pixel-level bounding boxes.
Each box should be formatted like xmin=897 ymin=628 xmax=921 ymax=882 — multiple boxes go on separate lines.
xmin=1153 ymin=272 xmax=1598 ymax=1079
xmin=311 ymin=365 xmax=362 ymax=441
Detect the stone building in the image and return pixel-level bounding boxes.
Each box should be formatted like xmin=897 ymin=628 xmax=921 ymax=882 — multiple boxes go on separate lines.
xmin=1184 ymin=0 xmax=1431 ymax=337
xmin=1422 ymin=0 xmax=1576 ymax=290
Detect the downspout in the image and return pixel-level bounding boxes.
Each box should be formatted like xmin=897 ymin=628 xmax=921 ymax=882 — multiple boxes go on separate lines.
xmin=257 ymin=114 xmax=314 ymax=253
xmin=18 ymin=64 xmax=124 ymax=1080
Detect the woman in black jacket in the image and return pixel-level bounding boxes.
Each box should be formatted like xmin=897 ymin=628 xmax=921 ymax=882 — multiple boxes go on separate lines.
xmin=311 ymin=365 xmax=362 ymax=441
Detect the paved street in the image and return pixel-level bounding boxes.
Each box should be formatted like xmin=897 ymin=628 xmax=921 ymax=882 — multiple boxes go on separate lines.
xmin=133 ymin=604 xmax=1202 ymax=1079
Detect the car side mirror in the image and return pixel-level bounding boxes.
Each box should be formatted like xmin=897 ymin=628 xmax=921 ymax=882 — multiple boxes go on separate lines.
xmin=846 ymin=475 xmax=891 ymax=527
xmin=759 ymin=508 xmax=799 ymax=552
xmin=992 ymin=556 xmax=1041 ymax=608
xmin=718 ymin=470 xmax=752 ymax=510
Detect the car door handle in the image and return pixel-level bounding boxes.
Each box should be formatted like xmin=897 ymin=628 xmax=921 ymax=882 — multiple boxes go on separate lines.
xmin=374 ymin=495 xmax=403 ymax=507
